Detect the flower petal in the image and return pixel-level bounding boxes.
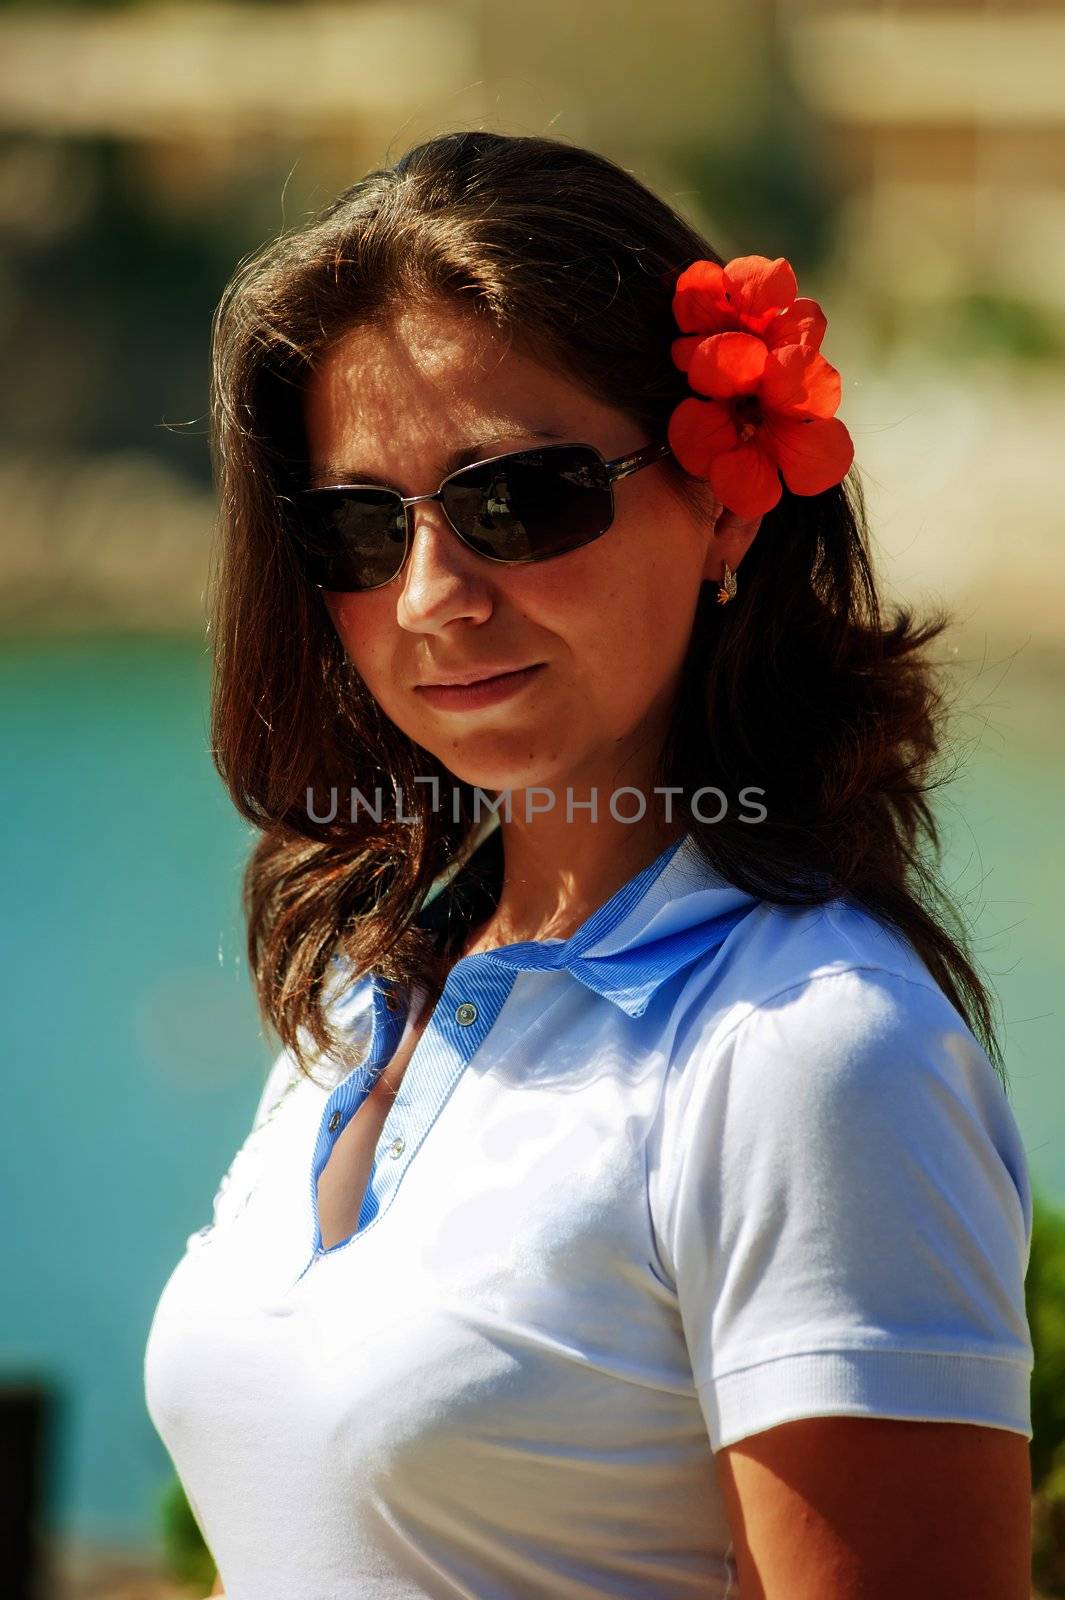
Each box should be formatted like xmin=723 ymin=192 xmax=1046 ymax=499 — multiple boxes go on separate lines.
xmin=708 ymin=442 xmax=783 ymax=519
xmin=672 ymin=260 xmax=730 ymax=334
xmin=670 ymin=334 xmax=704 ymax=374
xmin=725 ymin=256 xmax=798 ymax=319
xmin=687 ymin=331 xmax=768 ymax=399
xmin=667 ymin=397 xmax=739 ymax=478
xmin=764 ymin=413 xmax=855 ymax=496
xmin=760 ymin=345 xmax=842 ymax=419
xmin=766 ymin=296 xmax=827 ymax=351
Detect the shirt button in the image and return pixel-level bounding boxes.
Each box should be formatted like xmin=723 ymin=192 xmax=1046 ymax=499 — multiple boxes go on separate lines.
xmin=455 ymin=1001 xmax=478 ymax=1026
xmin=328 ymin=1110 xmax=342 ymax=1132
xmin=388 ymin=1136 xmax=405 ymax=1158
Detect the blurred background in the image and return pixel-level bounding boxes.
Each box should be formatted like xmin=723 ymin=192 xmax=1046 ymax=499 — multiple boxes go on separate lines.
xmin=1 ymin=0 xmax=1063 ymax=1594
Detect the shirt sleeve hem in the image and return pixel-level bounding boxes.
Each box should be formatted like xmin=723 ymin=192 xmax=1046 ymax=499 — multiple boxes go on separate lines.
xmin=696 ymin=1346 xmax=1033 ymax=1452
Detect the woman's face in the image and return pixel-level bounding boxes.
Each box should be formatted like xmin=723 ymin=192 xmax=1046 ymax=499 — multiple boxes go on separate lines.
xmin=303 ymin=301 xmax=727 ymax=801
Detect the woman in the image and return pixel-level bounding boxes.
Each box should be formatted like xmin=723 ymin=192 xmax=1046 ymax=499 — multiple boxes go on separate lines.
xmin=144 ymin=131 xmax=1034 ymax=1598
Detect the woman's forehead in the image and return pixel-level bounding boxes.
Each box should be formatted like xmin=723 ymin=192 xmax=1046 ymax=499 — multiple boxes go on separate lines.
xmin=311 ymin=309 xmax=583 ymax=417
xmin=304 ymin=312 xmax=624 ymax=482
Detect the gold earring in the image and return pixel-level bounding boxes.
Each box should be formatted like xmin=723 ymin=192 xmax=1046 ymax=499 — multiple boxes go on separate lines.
xmin=716 ymin=562 xmax=737 ymax=606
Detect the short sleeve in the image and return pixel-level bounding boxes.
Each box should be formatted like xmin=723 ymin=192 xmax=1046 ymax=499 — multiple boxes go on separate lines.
xmin=655 ymin=966 xmax=1035 ymax=1452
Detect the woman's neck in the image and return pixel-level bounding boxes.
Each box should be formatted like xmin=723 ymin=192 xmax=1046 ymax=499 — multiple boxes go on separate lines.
xmin=456 ymin=806 xmax=686 ymax=959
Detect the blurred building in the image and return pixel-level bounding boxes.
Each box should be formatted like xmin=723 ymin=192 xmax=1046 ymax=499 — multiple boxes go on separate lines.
xmin=2 ymin=0 xmax=1061 ymax=305
xmin=786 ymin=0 xmax=1065 ymax=313
xmin=0 ymin=0 xmax=1062 ymax=639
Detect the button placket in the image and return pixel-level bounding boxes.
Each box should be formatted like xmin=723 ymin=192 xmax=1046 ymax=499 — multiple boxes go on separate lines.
xmin=303 ymin=965 xmax=515 ymax=1268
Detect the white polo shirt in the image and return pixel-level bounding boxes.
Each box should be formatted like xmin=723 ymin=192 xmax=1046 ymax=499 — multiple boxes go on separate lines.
xmin=144 ymin=824 xmax=1034 ymax=1599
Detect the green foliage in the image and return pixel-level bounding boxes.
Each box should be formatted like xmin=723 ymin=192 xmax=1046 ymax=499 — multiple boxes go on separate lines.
xmin=912 ymin=291 xmax=1065 ymax=366
xmin=1033 ymin=1440 xmax=1065 ymax=1599
xmin=158 ymin=1474 xmax=215 ymax=1592
xmin=1030 ymin=1186 xmax=1065 ymax=1492
xmin=663 ymin=70 xmax=845 ymax=279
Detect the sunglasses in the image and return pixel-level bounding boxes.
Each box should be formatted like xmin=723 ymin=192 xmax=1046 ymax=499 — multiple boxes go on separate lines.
xmin=293 ymin=439 xmax=673 ymax=593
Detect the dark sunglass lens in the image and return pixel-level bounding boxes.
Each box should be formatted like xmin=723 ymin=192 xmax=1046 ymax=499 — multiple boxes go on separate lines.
xmin=295 ymin=489 xmax=406 ymax=590
xmin=442 ymin=446 xmax=613 ymax=562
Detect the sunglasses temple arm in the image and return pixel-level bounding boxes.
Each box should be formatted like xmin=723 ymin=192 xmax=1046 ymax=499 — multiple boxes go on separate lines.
xmin=607 ymin=441 xmax=673 ymax=483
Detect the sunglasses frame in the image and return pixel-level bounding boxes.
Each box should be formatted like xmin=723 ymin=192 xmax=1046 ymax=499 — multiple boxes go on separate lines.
xmin=296 ymin=438 xmax=674 ymax=592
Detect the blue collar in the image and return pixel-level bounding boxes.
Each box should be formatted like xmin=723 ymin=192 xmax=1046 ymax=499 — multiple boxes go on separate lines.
xmin=412 ymin=823 xmax=758 ymax=1019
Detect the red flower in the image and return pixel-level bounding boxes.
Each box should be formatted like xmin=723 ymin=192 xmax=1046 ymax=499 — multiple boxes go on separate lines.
xmin=671 ymin=255 xmax=827 ymax=374
xmin=667 ymin=255 xmax=854 ymax=519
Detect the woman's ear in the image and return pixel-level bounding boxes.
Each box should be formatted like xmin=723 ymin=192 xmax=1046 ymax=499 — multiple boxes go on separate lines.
xmin=701 ymin=501 xmax=764 ymax=584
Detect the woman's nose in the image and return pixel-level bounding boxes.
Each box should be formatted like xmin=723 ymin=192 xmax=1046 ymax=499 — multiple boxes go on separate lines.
xmin=395 ymin=503 xmax=494 ymax=632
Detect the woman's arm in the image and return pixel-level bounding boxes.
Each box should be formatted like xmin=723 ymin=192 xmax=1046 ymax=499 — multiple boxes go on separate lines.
xmin=716 ymin=1415 xmax=1031 ymax=1599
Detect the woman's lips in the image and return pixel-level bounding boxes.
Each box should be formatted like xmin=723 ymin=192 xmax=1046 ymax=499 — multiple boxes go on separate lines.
xmin=414 ymin=663 xmax=546 ymax=710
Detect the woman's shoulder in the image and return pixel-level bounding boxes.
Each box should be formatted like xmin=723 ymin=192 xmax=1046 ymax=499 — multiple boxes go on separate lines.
xmin=669 ymin=892 xmax=995 ymax=1099
xmin=656 ymin=893 xmax=1032 ymax=1282
xmin=652 ymin=894 xmax=1033 ymax=1456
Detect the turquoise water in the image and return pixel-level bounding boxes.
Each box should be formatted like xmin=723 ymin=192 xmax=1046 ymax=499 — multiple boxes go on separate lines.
xmin=2 ymin=635 xmax=1062 ymax=1550
xmin=2 ymin=637 xmax=272 ymax=1549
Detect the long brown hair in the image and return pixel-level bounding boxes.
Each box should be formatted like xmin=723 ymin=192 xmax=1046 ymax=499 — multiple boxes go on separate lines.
xmin=206 ymin=129 xmax=1003 ymax=1083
